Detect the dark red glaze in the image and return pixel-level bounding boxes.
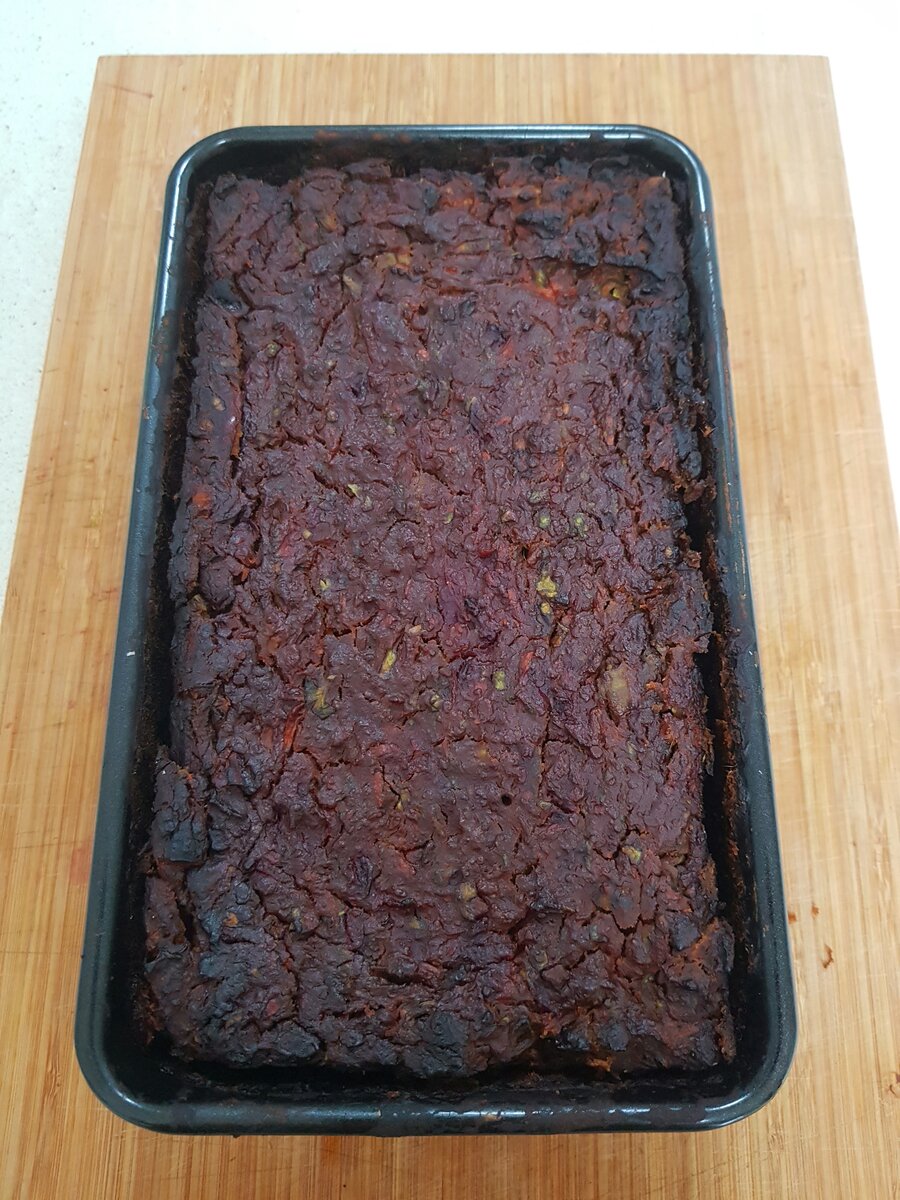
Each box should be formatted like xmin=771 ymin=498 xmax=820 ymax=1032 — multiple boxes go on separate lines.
xmin=142 ymin=158 xmax=734 ymax=1076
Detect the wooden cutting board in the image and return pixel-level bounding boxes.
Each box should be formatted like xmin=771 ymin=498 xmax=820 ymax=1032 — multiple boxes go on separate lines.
xmin=0 ymin=54 xmax=897 ymax=1200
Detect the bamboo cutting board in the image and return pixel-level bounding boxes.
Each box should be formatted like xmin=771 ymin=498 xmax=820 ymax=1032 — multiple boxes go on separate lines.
xmin=0 ymin=54 xmax=897 ymax=1200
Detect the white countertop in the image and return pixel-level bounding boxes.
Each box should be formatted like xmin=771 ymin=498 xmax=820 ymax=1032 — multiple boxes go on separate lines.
xmin=2 ymin=2 xmax=896 ymax=617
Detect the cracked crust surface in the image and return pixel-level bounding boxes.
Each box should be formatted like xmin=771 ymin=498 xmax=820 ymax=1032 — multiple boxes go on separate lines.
xmin=142 ymin=157 xmax=735 ymax=1076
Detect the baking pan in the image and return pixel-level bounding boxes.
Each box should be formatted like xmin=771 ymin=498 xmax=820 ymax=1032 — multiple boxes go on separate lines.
xmin=75 ymin=124 xmax=796 ymax=1134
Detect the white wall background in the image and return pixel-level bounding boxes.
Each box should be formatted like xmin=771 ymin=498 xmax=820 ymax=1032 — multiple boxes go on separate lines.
xmin=1 ymin=1 xmax=897 ymax=616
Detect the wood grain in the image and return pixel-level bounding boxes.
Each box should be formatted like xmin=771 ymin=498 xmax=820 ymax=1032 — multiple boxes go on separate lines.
xmin=0 ymin=54 xmax=897 ymax=1200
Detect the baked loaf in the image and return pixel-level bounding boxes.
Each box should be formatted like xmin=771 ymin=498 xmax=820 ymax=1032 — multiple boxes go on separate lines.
xmin=142 ymin=156 xmax=735 ymax=1076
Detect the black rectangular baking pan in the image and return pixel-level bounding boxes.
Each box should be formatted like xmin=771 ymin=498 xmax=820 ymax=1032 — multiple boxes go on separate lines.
xmin=75 ymin=125 xmax=796 ymax=1135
